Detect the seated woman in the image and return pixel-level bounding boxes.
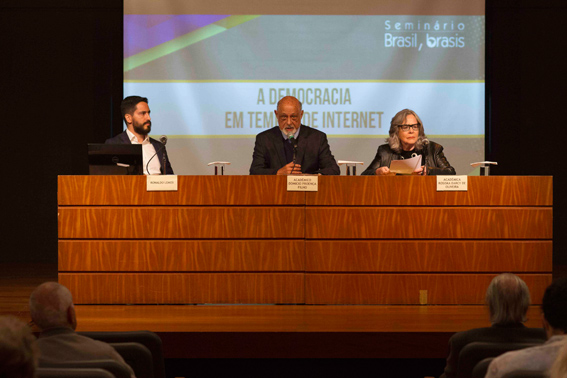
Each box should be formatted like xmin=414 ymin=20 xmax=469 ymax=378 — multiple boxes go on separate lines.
xmin=361 ymin=109 xmax=456 ymax=176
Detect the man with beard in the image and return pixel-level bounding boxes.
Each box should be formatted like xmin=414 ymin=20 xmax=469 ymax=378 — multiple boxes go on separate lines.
xmin=105 ymin=96 xmax=174 ymax=175
xmin=249 ymin=96 xmax=339 ymax=175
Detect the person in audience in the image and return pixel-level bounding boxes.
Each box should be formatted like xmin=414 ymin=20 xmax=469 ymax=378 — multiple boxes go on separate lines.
xmin=550 ymin=341 xmax=567 ymax=378
xmin=0 ymin=316 xmax=37 ymax=378
xmin=361 ymin=109 xmax=455 ymax=175
xmin=29 ymin=282 xmax=134 ymax=376
xmin=485 ymin=277 xmax=567 ymax=378
xmin=105 ymin=95 xmax=174 ymax=175
xmin=249 ymin=95 xmax=340 ymax=175
xmin=439 ymin=273 xmax=546 ymax=378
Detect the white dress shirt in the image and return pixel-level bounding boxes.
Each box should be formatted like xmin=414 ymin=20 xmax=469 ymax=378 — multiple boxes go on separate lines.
xmin=126 ymin=129 xmax=161 ymax=175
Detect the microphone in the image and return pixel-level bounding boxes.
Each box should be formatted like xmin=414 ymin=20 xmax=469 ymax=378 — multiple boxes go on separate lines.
xmin=287 ymin=133 xmax=298 ymax=163
xmin=146 ymin=135 xmax=168 ymax=175
xmin=421 ymin=138 xmax=429 ymax=176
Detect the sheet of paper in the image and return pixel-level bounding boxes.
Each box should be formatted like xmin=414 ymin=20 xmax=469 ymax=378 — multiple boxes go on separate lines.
xmin=389 ymin=155 xmax=422 ymax=174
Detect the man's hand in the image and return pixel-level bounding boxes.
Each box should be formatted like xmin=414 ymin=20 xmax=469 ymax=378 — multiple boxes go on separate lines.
xmin=277 ymin=161 xmax=302 ymax=175
xmin=375 ymin=166 xmax=396 ymax=176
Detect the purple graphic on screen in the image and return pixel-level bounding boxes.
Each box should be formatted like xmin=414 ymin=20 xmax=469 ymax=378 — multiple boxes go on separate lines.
xmin=124 ymin=15 xmax=229 ymax=58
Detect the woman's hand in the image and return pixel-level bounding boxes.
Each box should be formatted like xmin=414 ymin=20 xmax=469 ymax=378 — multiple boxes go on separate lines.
xmin=411 ymin=166 xmax=426 ymax=175
xmin=376 ymin=166 xmax=396 ymax=176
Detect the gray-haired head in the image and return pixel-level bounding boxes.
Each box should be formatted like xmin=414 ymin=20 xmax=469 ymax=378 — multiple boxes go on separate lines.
xmin=29 ymin=282 xmax=76 ymax=331
xmin=485 ymin=273 xmax=531 ymax=325
xmin=386 ymin=109 xmax=428 ymax=153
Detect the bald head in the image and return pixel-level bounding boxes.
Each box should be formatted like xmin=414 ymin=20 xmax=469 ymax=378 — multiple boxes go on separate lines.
xmin=29 ymin=282 xmax=76 ymax=331
xmin=277 ymin=96 xmax=302 ymax=112
xmin=485 ymin=273 xmax=531 ymax=325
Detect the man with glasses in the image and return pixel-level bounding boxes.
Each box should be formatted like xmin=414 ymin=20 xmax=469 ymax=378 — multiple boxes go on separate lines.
xmin=249 ymin=96 xmax=340 ymax=175
xmin=361 ymin=109 xmax=455 ymax=176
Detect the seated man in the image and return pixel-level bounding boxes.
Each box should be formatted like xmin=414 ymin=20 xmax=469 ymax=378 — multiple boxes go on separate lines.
xmin=439 ymin=273 xmax=546 ymax=378
xmin=485 ymin=277 xmax=567 ymax=378
xmin=106 ymin=95 xmax=173 ymax=175
xmin=249 ymin=96 xmax=340 ymax=175
xmin=0 ymin=316 xmax=37 ymax=378
xmin=29 ymin=282 xmax=135 ymax=376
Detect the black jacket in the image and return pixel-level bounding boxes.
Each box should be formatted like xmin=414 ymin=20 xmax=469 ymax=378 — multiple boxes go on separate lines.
xmin=361 ymin=141 xmax=455 ymax=176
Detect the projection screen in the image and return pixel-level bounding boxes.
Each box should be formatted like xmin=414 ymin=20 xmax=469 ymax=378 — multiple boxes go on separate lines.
xmin=124 ymin=0 xmax=485 ymax=175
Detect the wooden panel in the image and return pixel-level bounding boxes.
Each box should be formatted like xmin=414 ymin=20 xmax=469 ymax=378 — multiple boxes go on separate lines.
xmin=305 ymin=274 xmax=552 ymax=304
xmin=58 ymin=175 xmax=305 ymax=205
xmin=71 ymin=304 xmax=544 ymax=333
xmin=306 ymin=208 xmax=552 ymax=239
xmin=58 ymin=240 xmax=305 ymax=271
xmin=59 ymin=207 xmax=304 ymax=239
xmin=307 ymin=176 xmax=553 ymax=206
xmin=306 ymin=241 xmax=552 ymax=272
xmin=59 ymin=273 xmax=304 ymax=304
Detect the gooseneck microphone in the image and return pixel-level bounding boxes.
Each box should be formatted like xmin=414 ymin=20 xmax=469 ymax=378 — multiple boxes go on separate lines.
xmin=421 ymin=138 xmax=429 ymax=176
xmin=287 ymin=133 xmax=298 ymax=163
xmin=146 ymin=135 xmax=168 ymax=175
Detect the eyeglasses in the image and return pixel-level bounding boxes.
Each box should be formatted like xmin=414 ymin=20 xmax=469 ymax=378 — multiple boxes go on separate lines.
xmin=398 ymin=124 xmax=419 ymax=131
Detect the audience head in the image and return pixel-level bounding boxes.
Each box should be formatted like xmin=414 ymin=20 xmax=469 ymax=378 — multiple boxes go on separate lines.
xmin=29 ymin=282 xmax=76 ymax=331
xmin=485 ymin=273 xmax=531 ymax=325
xmin=0 ymin=316 xmax=37 ymax=378
xmin=542 ymin=277 xmax=567 ymax=337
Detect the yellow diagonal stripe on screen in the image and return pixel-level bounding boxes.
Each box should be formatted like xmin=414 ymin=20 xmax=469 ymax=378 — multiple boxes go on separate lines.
xmin=124 ymin=15 xmax=260 ymax=72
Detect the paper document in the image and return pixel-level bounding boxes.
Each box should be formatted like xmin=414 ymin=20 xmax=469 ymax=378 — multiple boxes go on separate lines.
xmin=207 ymin=161 xmax=231 ymax=166
xmin=389 ymin=155 xmax=422 ymax=174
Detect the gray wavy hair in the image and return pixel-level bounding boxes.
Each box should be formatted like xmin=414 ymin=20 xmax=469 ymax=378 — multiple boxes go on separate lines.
xmin=485 ymin=273 xmax=530 ymax=325
xmin=387 ymin=109 xmax=428 ymax=153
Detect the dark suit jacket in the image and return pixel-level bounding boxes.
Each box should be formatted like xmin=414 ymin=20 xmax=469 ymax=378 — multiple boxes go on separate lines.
xmin=105 ymin=131 xmax=173 ymax=175
xmin=361 ymin=141 xmax=455 ymax=176
xmin=439 ymin=324 xmax=547 ymax=378
xmin=249 ymin=125 xmax=339 ymax=175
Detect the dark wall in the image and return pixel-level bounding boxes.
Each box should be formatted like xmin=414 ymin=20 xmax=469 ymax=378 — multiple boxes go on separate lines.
xmin=2 ymin=0 xmax=122 ymax=263
xmin=485 ymin=0 xmax=567 ymax=271
xmin=1 ymin=1 xmax=565 ymax=268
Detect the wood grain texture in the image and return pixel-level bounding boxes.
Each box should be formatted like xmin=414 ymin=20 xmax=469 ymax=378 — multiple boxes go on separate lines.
xmin=306 ymin=241 xmax=552 ymax=272
xmin=59 ymin=273 xmax=304 ymax=304
xmin=306 ymin=176 xmax=553 ymax=206
xmin=58 ymin=175 xmax=305 ymax=205
xmin=305 ymin=274 xmax=552 ymax=304
xmin=59 ymin=207 xmax=304 ymax=239
xmin=58 ymin=240 xmax=304 ymax=271
xmin=71 ymin=304 xmax=544 ymax=333
xmin=306 ymin=208 xmax=552 ymax=239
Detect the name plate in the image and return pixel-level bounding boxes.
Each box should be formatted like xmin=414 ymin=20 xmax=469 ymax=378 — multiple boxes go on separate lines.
xmin=147 ymin=175 xmax=178 ymax=191
xmin=287 ymin=175 xmax=319 ymax=192
xmin=437 ymin=175 xmax=468 ymax=191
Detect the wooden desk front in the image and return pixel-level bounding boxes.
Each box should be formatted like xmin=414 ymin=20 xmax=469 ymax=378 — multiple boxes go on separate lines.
xmin=58 ymin=176 xmax=552 ymax=305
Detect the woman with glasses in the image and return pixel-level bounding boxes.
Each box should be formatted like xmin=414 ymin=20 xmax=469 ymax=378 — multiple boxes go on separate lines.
xmin=361 ymin=109 xmax=455 ymax=176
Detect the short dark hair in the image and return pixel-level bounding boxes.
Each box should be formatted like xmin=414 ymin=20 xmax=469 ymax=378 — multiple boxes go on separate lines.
xmin=542 ymin=278 xmax=567 ymax=332
xmin=121 ymin=96 xmax=148 ymax=125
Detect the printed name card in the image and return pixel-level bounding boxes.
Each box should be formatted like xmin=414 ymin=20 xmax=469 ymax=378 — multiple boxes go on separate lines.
xmin=147 ymin=175 xmax=178 ymax=191
xmin=287 ymin=175 xmax=319 ymax=191
xmin=437 ymin=175 xmax=468 ymax=191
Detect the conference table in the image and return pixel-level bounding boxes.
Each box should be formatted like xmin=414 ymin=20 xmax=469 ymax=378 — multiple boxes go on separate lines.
xmin=57 ymin=175 xmax=552 ymax=305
